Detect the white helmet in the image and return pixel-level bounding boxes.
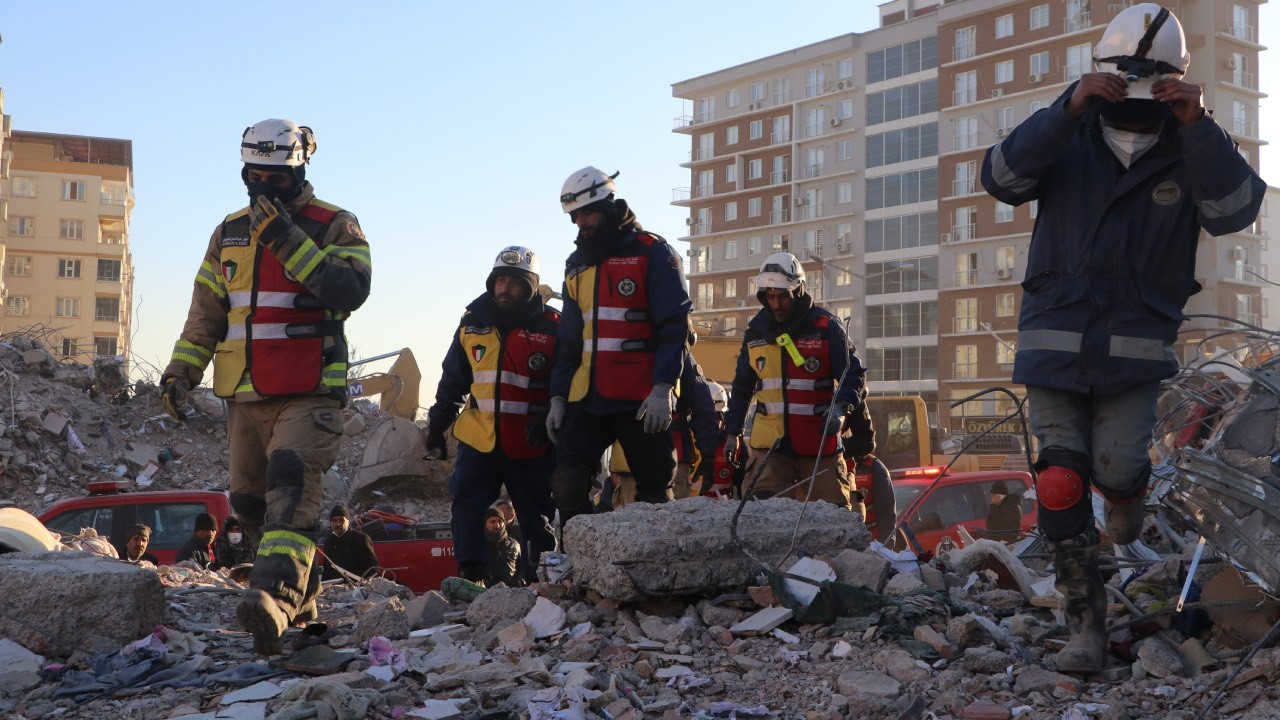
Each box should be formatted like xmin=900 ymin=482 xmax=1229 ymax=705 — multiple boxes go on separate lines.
xmin=707 ymin=381 xmax=728 ymax=413
xmin=1094 ymin=4 xmax=1189 ymax=100
xmin=240 ymin=119 xmax=316 ymax=167
xmin=487 ymin=245 xmax=540 ymax=296
xmin=560 ymin=166 xmax=619 ymax=214
xmin=756 ymin=252 xmax=806 ymax=297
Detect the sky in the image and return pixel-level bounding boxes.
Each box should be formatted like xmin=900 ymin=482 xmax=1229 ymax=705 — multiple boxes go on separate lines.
xmin=2 ymin=1 xmax=1277 ymax=411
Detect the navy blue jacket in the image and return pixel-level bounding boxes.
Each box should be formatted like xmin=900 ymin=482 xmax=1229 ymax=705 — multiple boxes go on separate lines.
xmin=982 ymin=83 xmax=1265 ymax=394
xmin=675 ymin=354 xmax=721 ymax=462
xmin=551 ymin=229 xmax=692 ymax=414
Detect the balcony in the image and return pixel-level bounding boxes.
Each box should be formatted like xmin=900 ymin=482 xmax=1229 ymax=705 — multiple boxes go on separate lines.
xmin=804 ymin=83 xmax=824 ymax=99
xmin=1233 ymin=264 xmax=1261 ymax=282
xmin=954 ymin=268 xmax=977 ymax=286
xmin=804 ymin=123 xmax=825 ymax=139
xmin=953 ymin=133 xmax=978 ymax=152
xmin=953 ymin=42 xmax=976 ymax=62
xmin=953 ymin=223 xmax=977 ymax=242
xmin=694 ymin=297 xmax=716 ymax=311
xmin=953 ymin=362 xmax=978 ymax=380
xmin=952 ymin=177 xmax=976 ymax=196
xmin=1227 ymin=23 xmax=1257 ymax=43
xmin=953 ymin=317 xmax=978 ymax=333
xmin=1064 ymin=11 xmax=1092 ymax=33
xmin=673 ymin=115 xmax=693 ymax=130
xmin=804 ymin=163 xmax=825 ymax=179
xmin=690 ymin=255 xmax=712 ymax=274
xmin=770 ymin=169 xmax=790 ymax=184
xmin=1236 ymin=312 xmax=1261 ymax=327
xmin=769 ymin=209 xmax=789 ymax=225
xmin=1231 ymin=71 xmax=1257 ymax=90
xmin=1232 ymin=119 xmax=1257 ymax=137
xmin=688 ymin=147 xmax=716 ymax=162
xmin=952 ymin=89 xmax=977 ymax=106
xmin=692 ymin=221 xmax=712 ymax=236
xmin=800 ymin=206 xmax=822 ymax=220
xmin=770 ymin=130 xmax=791 ymax=145
xmin=772 ymin=91 xmax=792 ymax=106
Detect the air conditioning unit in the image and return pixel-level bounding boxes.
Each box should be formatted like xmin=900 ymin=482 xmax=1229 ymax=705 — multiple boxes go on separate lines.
xmin=996 ymin=267 xmax=1013 ymax=280
xmin=996 ymin=127 xmax=1008 ymax=138
xmin=748 ymin=102 xmax=758 ymax=111
xmin=1029 ymin=73 xmax=1044 ymax=83
xmin=836 ymin=242 xmax=850 ymax=254
xmin=829 ymin=117 xmax=842 ymax=127
xmin=1227 ymin=57 xmax=1238 ymax=69
xmin=836 ymin=80 xmax=848 ymax=90
xmin=793 ymin=197 xmax=805 ymax=206
xmin=992 ymin=88 xmax=1005 ymax=98
xmin=685 ymin=217 xmax=694 ymax=225
xmin=736 ymin=300 xmax=747 ymax=307
xmin=941 ymin=232 xmax=954 ymax=243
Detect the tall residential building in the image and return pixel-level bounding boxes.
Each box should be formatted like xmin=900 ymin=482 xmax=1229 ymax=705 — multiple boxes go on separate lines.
xmin=673 ymin=0 xmax=1266 ymax=435
xmin=0 ymin=89 xmax=11 ymax=306
xmin=2 ymin=131 xmax=134 ymax=365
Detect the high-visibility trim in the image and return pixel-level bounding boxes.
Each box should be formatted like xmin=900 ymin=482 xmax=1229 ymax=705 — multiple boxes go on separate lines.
xmin=324 ymin=244 xmax=371 ymax=267
xmin=285 ymin=238 xmax=325 ymax=281
xmin=196 ymin=262 xmax=227 ymax=298
xmin=761 ymin=378 xmax=820 ymax=391
xmin=171 ymin=340 xmax=213 ymax=370
xmin=227 ymin=323 xmax=293 ymax=340
xmin=472 ymin=370 xmax=498 ymax=384
xmin=475 ymin=399 xmax=533 ymax=414
xmin=762 ymin=402 xmax=823 ymax=416
xmin=1200 ymin=176 xmax=1256 ymax=219
xmin=321 ymin=363 xmax=347 ymax=387
xmin=988 ymin=143 xmax=1036 ymax=194
xmin=500 ymin=371 xmax=531 ymax=388
xmin=1109 ymin=335 xmax=1171 ymax=361
xmin=1019 ymin=328 xmax=1084 ymax=353
xmin=584 ymin=307 xmax=649 ymax=323
xmin=229 ymin=290 xmax=299 ymax=309
xmin=258 ymin=529 xmax=315 ymax=563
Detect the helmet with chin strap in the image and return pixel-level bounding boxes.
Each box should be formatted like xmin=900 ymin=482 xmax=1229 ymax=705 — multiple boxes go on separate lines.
xmin=756 ymin=252 xmax=806 ymax=303
xmin=1094 ymin=3 xmax=1189 ymax=100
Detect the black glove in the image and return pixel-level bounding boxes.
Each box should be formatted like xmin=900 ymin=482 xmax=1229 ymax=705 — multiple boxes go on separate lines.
xmin=723 ymin=435 xmax=743 ymax=467
xmin=424 ymin=428 xmax=448 ymax=460
xmin=248 ymin=196 xmax=297 ymax=249
xmin=526 ymin=414 xmax=550 ymax=449
xmin=160 ymin=376 xmax=189 ymax=421
xmin=695 ymin=459 xmax=716 ymax=495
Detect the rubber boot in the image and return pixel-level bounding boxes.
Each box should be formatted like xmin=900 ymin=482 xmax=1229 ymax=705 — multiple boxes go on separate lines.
xmin=1102 ymin=467 xmax=1151 ymax=546
xmin=292 ymin=569 xmax=322 ymax=626
xmin=237 ymin=528 xmax=315 ymax=656
xmin=1049 ymin=528 xmax=1107 ymax=674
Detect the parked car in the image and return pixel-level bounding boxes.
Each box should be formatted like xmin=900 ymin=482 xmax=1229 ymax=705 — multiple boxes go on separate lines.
xmin=891 ymin=466 xmax=1037 ymax=553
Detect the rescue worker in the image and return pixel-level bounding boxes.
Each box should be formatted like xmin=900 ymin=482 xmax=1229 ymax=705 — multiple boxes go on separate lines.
xmin=122 ymin=523 xmax=159 ymax=565
xmin=723 ymin=253 xmax=866 ymax=509
xmin=690 ymin=380 xmax=737 ymax=498
xmin=321 ymin=505 xmax=378 ymax=581
xmin=842 ymin=394 xmax=897 ymax=543
xmin=425 ymin=246 xmax=559 ymax=584
xmin=980 ymin=4 xmax=1264 ymax=673
xmin=160 ymin=119 xmax=372 ymax=655
xmin=176 ymin=512 xmax=218 ymax=568
xmin=546 ymin=168 xmax=693 ymax=525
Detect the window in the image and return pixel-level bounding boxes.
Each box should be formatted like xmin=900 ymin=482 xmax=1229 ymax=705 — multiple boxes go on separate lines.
xmin=10 ymin=216 xmax=34 ymax=236
xmin=748 ymin=236 xmax=762 ymax=256
xmin=838 ymin=57 xmax=854 ymax=80
xmin=5 ymin=297 xmax=30 ymax=316
xmin=996 ymin=293 xmax=1016 ymax=317
xmin=955 ymin=252 xmax=978 ymax=286
xmin=954 ymin=116 xmax=978 ymax=151
xmin=725 ymin=165 xmax=737 ymax=185
xmin=56 ymin=298 xmax=80 ymax=318
xmin=866 ymin=301 xmax=939 ymax=338
xmin=723 ymin=317 xmax=738 ymax=333
xmin=6 ymin=255 xmax=31 ymax=276
xmin=995 ymin=202 xmax=1015 ymax=223
xmin=724 ymin=278 xmax=737 ymax=297
xmin=805 ymin=66 xmax=826 ymax=98
xmin=954 ymin=26 xmax=976 ymax=62
xmin=866 ymin=168 xmax=938 ymax=210
xmin=996 ymin=246 xmax=1015 ymax=272
xmin=60 ymin=219 xmax=84 ymax=240
xmin=837 ymin=99 xmax=854 ymax=121
xmin=1066 ymin=43 xmax=1091 ymax=82
xmin=836 ymin=267 xmax=853 ymax=287
xmin=955 ymin=298 xmax=978 ymax=332
xmin=866 ymin=124 xmax=939 ymax=167
xmin=1029 ymin=199 xmax=1039 ymax=219
xmin=12 ymin=177 xmax=36 ymax=197
xmin=726 ymin=126 xmax=739 ymax=145
xmin=1029 ymin=4 xmax=1049 ymax=30
xmin=95 ymin=336 xmax=118 ymax=357
xmin=955 ymin=344 xmax=978 ymax=379
xmin=101 ymin=180 xmax=128 ymax=205
xmin=866 ymin=211 xmax=938 ymax=251
xmin=724 ymin=239 xmax=738 ymax=259
xmin=837 ymin=140 xmax=853 ymax=161
xmin=954 ymin=71 xmax=976 ymax=106
xmin=772 ymin=116 xmax=791 ymax=144
xmin=97 ymin=259 xmax=122 ymax=282
xmin=997 ymin=341 xmax=1017 ymax=365
xmin=995 ymin=14 xmax=1014 ymax=39
xmin=58 ymin=259 xmax=82 ymax=278
xmin=866 ymin=37 xmax=938 ymax=84
xmin=837 ymin=182 xmax=853 ymax=204
xmin=995 ymin=61 xmax=1014 ymax=85
xmin=62 ymin=180 xmax=86 ymax=201
xmin=866 ymin=258 xmax=939 ymax=294
xmin=747 ymin=276 xmax=757 ymax=295
xmin=698 ymin=133 xmax=715 ymax=161
xmin=748 ymin=159 xmax=763 ymax=179
xmin=836 ymin=223 xmax=853 ymax=244
xmin=748 ymin=198 xmax=761 ymax=218
xmin=727 ymin=88 xmax=740 ymax=108
xmin=1030 ymin=99 xmax=1049 ymax=114
xmin=95 ymin=297 xmax=121 ymax=322
xmin=697 ymin=96 xmax=715 ymax=123
xmin=955 ymin=207 xmax=977 ymax=241
xmin=61 ymin=339 xmax=78 ymax=358
xmin=954 ymin=160 xmax=977 ymax=196
xmin=749 ymin=120 xmax=763 ymax=140
xmin=866 ymin=346 xmax=937 ymax=382
xmin=749 ymin=82 xmax=766 ymax=103
xmin=996 ymin=106 xmax=1014 ymax=132
xmin=695 ymin=282 xmax=714 ymax=310
xmin=1030 ymin=51 xmax=1050 ymax=77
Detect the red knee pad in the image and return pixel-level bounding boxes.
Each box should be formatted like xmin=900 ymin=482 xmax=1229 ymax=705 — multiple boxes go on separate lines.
xmin=1037 ymin=465 xmax=1085 ymax=511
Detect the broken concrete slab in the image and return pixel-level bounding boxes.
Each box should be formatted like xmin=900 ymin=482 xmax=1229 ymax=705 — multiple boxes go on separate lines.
xmin=219 ymin=680 xmax=282 ymax=704
xmin=40 ymin=412 xmax=67 ymax=436
xmin=465 ymin=587 xmax=537 ymax=632
xmin=562 ymin=496 xmax=870 ymax=601
xmin=0 ymin=640 xmax=42 ymax=674
xmin=728 ymin=607 xmax=793 ymax=636
xmin=406 ymin=591 xmax=451 ymax=631
xmin=781 ymin=556 xmax=836 ymax=608
xmin=884 ymin=572 xmax=926 ymax=596
xmin=832 ymin=548 xmax=891 ymax=593
xmin=354 ymin=597 xmax=410 ymax=644
xmin=121 ymin=441 xmax=160 ymax=471
xmin=496 ymin=621 xmax=535 ymax=653
xmin=1137 ymin=638 xmax=1185 ymax=678
xmin=0 ymin=551 xmax=164 ymax=656
xmin=836 ymin=670 xmax=900 ymax=697
xmin=21 ymin=349 xmax=50 ymax=366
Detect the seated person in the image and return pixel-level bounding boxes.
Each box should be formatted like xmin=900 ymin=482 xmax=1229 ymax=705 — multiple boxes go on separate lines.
xmin=122 ymin=523 xmax=160 ymax=565
xmin=322 ymin=505 xmax=378 ymax=581
xmin=985 ymin=480 xmax=1023 ymax=538
xmin=213 ymin=515 xmax=257 ymax=570
xmin=483 ymin=508 xmax=522 ymax=588
xmin=176 ymin=512 xmax=217 ymax=568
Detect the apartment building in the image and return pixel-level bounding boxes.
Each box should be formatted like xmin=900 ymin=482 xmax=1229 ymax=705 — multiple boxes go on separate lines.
xmin=671 ymin=0 xmax=944 ymax=414
xmin=674 ymin=0 xmax=1267 ymax=434
xmin=2 ymin=130 xmax=134 ymax=365
xmin=0 ymin=89 xmax=10 ymax=306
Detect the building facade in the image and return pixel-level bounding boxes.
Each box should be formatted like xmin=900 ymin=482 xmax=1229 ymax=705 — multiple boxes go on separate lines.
xmin=673 ymin=0 xmax=1267 ymax=434
xmin=2 ymin=131 xmax=134 ymax=364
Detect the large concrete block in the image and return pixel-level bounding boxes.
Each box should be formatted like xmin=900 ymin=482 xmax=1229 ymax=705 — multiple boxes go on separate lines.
xmin=0 ymin=551 xmax=165 ymax=656
xmin=563 ymin=497 xmax=870 ymax=601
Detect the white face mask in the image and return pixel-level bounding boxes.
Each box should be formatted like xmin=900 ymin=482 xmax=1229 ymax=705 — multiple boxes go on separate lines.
xmin=1101 ymin=124 xmax=1159 ymax=168
xmin=228 ymin=532 xmax=243 ymax=545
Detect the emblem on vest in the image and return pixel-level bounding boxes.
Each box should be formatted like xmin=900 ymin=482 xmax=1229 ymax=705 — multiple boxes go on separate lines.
xmin=719 ymin=467 xmax=732 ymax=479
xmin=471 ymin=345 xmax=487 ymax=362
xmin=755 ymin=357 xmax=766 ymax=373
xmin=528 ymin=352 xmax=547 ymax=371
xmin=803 ymin=356 xmax=821 ymax=373
xmin=222 ymin=235 xmax=250 ymax=248
xmin=617 ymin=278 xmax=637 ymax=297
xmin=1152 ymin=181 xmax=1181 ymax=206
xmin=222 ymin=260 xmax=238 ymax=283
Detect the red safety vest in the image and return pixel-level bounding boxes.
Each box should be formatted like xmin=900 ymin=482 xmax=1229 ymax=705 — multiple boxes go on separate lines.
xmin=748 ymin=314 xmax=837 ymax=455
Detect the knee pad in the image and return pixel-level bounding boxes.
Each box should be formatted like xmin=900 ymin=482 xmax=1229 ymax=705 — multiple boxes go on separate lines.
xmin=551 ymin=464 xmax=592 ymax=512
xmin=266 ymin=449 xmax=306 ymax=490
xmin=1035 ymin=446 xmax=1093 ymax=542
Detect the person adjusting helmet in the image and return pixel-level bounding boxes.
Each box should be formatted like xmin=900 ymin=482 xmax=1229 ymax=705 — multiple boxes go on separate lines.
xmin=721 ymin=252 xmax=866 ymax=510
xmin=546 ymin=166 xmax=694 ymax=526
xmin=981 ymin=2 xmax=1264 ymax=675
xmin=160 ymin=118 xmax=372 ymax=655
xmin=425 ymin=245 xmax=560 ymax=585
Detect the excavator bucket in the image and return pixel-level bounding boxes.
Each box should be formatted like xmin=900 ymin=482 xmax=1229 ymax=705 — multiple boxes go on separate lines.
xmin=348 ymin=416 xmax=450 ymax=507
xmin=348 ymin=348 xmax=421 ymax=420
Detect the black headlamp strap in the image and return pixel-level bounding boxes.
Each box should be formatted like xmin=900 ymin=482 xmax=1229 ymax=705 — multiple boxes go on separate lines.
xmin=1132 ymin=7 xmax=1170 ymax=60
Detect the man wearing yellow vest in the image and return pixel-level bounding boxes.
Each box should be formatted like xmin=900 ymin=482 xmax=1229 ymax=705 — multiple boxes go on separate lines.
xmin=723 ymin=252 xmax=865 ymax=509
xmin=160 ymin=119 xmax=371 ymax=655
xmin=424 ymin=246 xmax=559 ymax=585
xmin=546 ymin=167 xmax=693 ymax=525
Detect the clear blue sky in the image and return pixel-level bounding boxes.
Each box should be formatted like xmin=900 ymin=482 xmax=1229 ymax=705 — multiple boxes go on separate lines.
xmin=3 ymin=2 xmax=1276 ymax=409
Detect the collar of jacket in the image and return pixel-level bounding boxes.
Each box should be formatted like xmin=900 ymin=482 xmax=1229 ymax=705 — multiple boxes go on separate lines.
xmin=747 ymin=301 xmax=819 ymax=340
xmin=281 ymin=182 xmax=317 ymax=213
xmin=464 ymin=291 xmax=546 ymax=326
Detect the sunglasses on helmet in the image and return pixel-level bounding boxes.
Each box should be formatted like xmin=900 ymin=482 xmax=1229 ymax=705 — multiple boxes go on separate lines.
xmin=498 ymin=249 xmax=530 ymax=266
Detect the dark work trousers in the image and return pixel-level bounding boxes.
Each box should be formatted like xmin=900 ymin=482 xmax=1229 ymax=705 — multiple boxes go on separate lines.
xmin=449 ymin=443 xmax=557 ymax=579
xmin=557 ymin=405 xmax=676 ymax=508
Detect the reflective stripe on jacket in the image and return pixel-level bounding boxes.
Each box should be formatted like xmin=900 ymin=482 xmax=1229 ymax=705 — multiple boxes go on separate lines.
xmin=746 ymin=313 xmax=838 ymax=455
xmin=565 ymin=243 xmax=656 ymax=403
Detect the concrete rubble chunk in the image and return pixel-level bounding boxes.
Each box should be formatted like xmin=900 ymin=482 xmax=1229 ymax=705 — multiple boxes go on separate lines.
xmin=836 ymin=670 xmax=901 ymax=697
xmin=406 ymin=591 xmax=451 ymax=630
xmin=0 ymin=551 xmax=164 ymax=656
xmin=639 ymin=613 xmax=693 ymax=645
xmin=832 ymin=548 xmax=891 ymax=593
xmin=914 ymin=624 xmax=955 ymax=658
xmin=465 ymin=587 xmax=537 ymax=631
xmin=21 ymin=348 xmax=50 ymax=366
xmin=1137 ymin=638 xmax=1185 ymax=678
xmin=962 ymin=646 xmax=1014 ymax=674
xmin=219 ymin=681 xmax=282 ymax=704
xmin=781 ymin=556 xmax=836 ymax=608
xmin=496 ymin=621 xmax=535 ymax=652
xmin=40 ymin=412 xmax=68 ymax=436
xmin=0 ymin=640 xmax=43 ymax=674
xmin=562 ymin=496 xmax=870 ymax=601
xmin=121 ymin=441 xmax=160 ymax=471
xmin=947 ymin=613 xmax=995 ymax=649
xmin=729 ymin=607 xmax=794 ymax=636
xmin=884 ymin=572 xmax=927 ymax=596
xmin=354 ymin=596 xmax=410 ymax=644
xmin=1014 ymin=666 xmax=1078 ymax=695
xmin=524 ymin=596 xmax=566 ymax=638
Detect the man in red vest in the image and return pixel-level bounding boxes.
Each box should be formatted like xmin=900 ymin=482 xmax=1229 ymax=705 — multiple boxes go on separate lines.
xmin=546 ymin=167 xmax=693 ymax=526
xmin=160 ymin=119 xmax=371 ymax=655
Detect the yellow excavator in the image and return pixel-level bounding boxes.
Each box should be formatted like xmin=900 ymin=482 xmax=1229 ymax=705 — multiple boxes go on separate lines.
xmin=347 ymin=348 xmax=421 ymax=420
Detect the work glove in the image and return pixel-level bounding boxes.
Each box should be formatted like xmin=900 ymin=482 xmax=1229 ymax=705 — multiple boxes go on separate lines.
xmin=526 ymin=412 xmax=550 ymax=449
xmin=248 ymin=195 xmax=297 ymax=249
xmin=636 ymin=383 xmax=674 ymax=434
xmin=546 ymin=397 xmax=567 ymax=444
xmin=693 ymin=459 xmax=717 ymax=496
xmin=823 ymin=401 xmax=852 ymax=437
xmin=424 ymin=428 xmax=448 ymax=460
xmin=160 ymin=375 xmax=190 ymax=421
xmin=722 ymin=435 xmax=743 ymax=467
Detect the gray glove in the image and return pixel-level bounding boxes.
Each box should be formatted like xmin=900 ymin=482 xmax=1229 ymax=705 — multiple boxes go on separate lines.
xmin=824 ymin=401 xmax=852 ymax=436
xmin=636 ymin=383 xmax=675 ymax=434
xmin=546 ymin=396 xmax=567 ymax=444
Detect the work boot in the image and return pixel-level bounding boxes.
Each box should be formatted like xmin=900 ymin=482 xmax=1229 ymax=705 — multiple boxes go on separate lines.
xmin=240 ymin=527 xmax=316 ymax=655
xmin=236 ymin=589 xmax=290 ymax=656
xmin=1104 ymin=497 xmax=1146 ymax=545
xmin=293 ymin=599 xmax=318 ymax=627
xmin=1049 ymin=529 xmax=1107 ymax=674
